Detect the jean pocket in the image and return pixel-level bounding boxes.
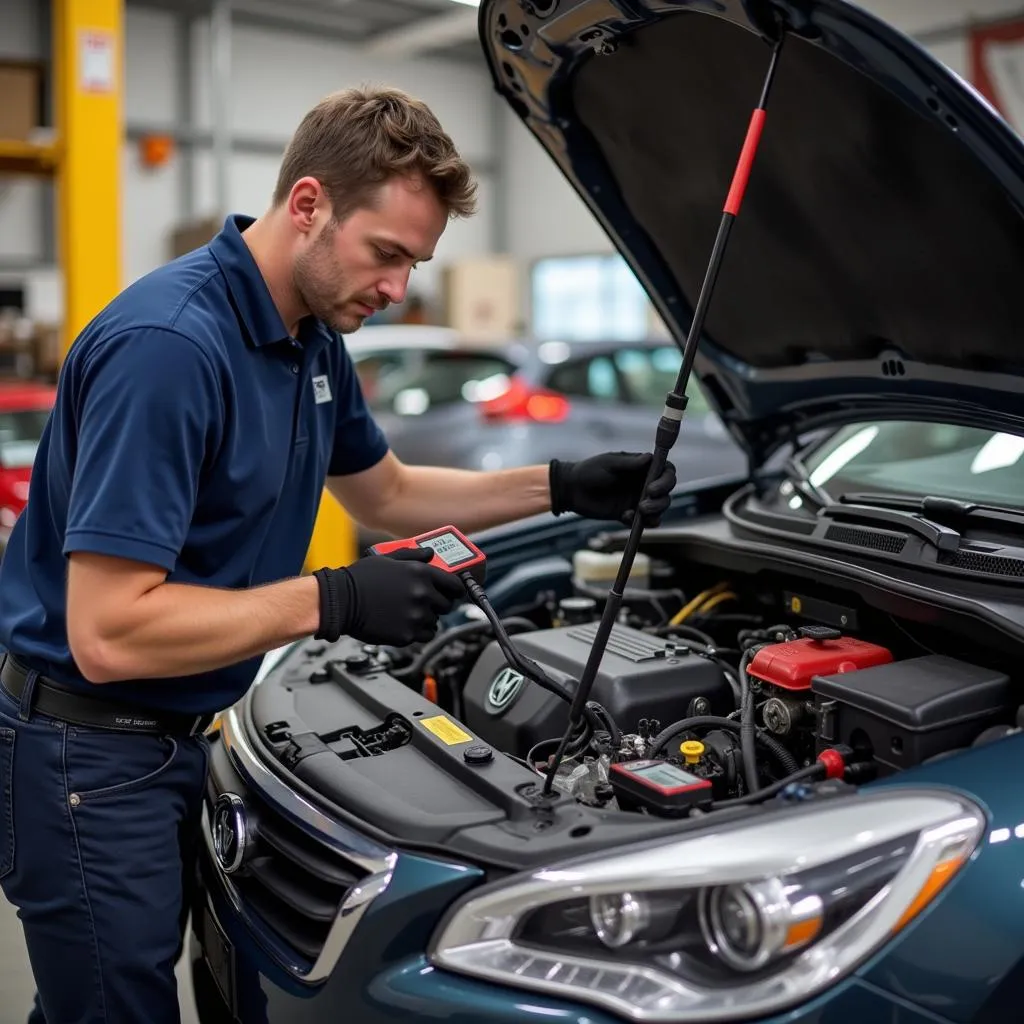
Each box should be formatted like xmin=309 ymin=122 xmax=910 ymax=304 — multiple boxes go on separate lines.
xmin=67 ymin=730 xmax=179 ymax=803
xmin=0 ymin=727 xmax=14 ymax=879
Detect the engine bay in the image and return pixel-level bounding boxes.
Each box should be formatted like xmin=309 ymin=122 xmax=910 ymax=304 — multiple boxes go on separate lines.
xmin=240 ymin=524 xmax=1023 ymax=865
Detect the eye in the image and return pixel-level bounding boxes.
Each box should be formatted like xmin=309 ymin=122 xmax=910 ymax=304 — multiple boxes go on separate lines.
xmin=375 ymin=247 xmax=397 ymax=263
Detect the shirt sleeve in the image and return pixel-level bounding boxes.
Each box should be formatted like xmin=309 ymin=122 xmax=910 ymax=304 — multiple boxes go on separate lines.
xmin=327 ymin=345 xmax=389 ymax=476
xmin=62 ymin=327 xmax=224 ymax=572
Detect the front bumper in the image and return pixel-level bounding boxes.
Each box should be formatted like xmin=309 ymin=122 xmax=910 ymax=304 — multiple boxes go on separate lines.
xmin=190 ymin=706 xmax=971 ymax=1024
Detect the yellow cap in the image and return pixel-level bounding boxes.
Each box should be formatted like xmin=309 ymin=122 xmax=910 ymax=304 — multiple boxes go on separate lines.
xmin=680 ymin=740 xmax=704 ymax=764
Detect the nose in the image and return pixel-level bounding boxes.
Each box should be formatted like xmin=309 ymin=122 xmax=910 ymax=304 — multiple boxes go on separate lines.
xmin=377 ymin=269 xmax=410 ymax=306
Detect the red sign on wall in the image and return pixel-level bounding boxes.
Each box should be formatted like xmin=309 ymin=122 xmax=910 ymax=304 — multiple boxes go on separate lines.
xmin=969 ymin=18 xmax=1024 ymax=132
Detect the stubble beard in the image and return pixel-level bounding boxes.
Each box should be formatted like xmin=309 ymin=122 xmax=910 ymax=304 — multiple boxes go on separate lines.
xmin=293 ymin=226 xmax=367 ymax=336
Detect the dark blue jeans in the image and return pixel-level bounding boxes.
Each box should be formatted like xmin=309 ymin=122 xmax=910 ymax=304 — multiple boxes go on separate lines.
xmin=0 ymin=671 xmax=209 ymax=1023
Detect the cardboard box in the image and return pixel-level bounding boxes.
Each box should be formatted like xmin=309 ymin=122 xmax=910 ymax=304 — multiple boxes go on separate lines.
xmin=441 ymin=257 xmax=521 ymax=341
xmin=169 ymin=216 xmax=222 ymax=258
xmin=0 ymin=62 xmax=43 ymax=141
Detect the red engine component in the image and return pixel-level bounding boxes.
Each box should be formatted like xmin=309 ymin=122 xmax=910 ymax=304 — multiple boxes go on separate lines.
xmin=747 ymin=635 xmax=893 ymax=692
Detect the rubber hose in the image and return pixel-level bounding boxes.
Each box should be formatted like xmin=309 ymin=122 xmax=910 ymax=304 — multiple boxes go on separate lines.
xmin=710 ymin=763 xmax=825 ymax=810
xmin=755 ymin=730 xmax=800 ymax=775
xmin=647 ymin=715 xmax=797 ymax=778
xmin=738 ymin=651 xmax=759 ymax=795
xmin=647 ymin=715 xmax=745 ymax=756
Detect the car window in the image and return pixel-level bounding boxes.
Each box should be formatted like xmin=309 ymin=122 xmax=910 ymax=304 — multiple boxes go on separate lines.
xmin=547 ymin=356 xmax=621 ymax=401
xmin=352 ymin=352 xmax=409 ymax=404
xmin=801 ymin=421 xmax=1024 ymax=506
xmin=0 ymin=409 xmax=51 ymax=468
xmin=367 ymin=352 xmax=517 ymax=416
xmin=613 ymin=346 xmax=711 ymax=413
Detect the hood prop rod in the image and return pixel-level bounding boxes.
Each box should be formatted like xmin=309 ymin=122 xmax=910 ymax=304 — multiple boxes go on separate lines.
xmin=542 ymin=28 xmax=787 ymax=796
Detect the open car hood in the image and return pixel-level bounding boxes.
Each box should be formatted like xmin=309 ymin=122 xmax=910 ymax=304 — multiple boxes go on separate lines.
xmin=479 ymin=0 xmax=1024 ymax=463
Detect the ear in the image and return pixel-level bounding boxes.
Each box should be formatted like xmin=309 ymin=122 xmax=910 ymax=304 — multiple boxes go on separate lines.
xmin=286 ymin=176 xmax=327 ymax=235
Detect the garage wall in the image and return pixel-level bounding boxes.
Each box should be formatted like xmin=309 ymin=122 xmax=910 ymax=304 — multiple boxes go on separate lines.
xmin=0 ymin=0 xmax=498 ymax=312
xmin=501 ymin=0 xmax=1024 ymax=265
xmin=127 ymin=8 xmax=497 ymax=293
xmin=0 ymin=0 xmax=46 ymax=273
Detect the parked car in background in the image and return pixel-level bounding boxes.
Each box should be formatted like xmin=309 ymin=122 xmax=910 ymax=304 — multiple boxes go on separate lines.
xmin=0 ymin=380 xmax=55 ymax=555
xmin=347 ymin=325 xmax=744 ymax=478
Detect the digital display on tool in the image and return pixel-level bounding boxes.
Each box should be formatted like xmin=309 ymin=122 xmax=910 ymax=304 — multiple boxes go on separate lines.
xmin=369 ymin=525 xmax=487 ymax=584
xmin=419 ymin=531 xmax=475 ymax=567
xmin=609 ymin=758 xmax=713 ymax=815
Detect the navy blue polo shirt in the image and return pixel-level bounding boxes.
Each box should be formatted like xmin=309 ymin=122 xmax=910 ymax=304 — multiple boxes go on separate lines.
xmin=0 ymin=214 xmax=388 ymax=714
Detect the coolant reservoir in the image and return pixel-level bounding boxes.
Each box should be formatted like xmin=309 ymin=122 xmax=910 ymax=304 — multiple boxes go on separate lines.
xmin=573 ymin=549 xmax=651 ymax=591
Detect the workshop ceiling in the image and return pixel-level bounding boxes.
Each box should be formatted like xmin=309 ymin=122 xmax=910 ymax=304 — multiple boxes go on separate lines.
xmin=127 ymin=0 xmax=485 ymax=62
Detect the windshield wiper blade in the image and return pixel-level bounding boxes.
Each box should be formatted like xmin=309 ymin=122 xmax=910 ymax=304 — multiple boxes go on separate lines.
xmin=818 ymin=502 xmax=962 ymax=553
xmin=840 ymin=492 xmax=1024 ymax=531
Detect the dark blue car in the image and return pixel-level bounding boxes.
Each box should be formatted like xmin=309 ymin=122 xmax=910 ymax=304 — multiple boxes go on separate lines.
xmin=188 ymin=1 xmax=1024 ymax=1022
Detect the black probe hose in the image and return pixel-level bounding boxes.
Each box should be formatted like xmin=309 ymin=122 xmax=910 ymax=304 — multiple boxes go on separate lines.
xmin=460 ymin=573 xmax=607 ymax=737
xmin=391 ymin=616 xmax=537 ymax=681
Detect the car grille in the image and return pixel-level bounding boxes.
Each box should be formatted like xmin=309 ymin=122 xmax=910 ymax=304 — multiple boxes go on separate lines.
xmin=205 ymin=777 xmax=368 ymax=963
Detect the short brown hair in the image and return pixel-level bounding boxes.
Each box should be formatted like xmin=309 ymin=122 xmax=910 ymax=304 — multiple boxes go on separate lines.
xmin=272 ymin=86 xmax=477 ymax=220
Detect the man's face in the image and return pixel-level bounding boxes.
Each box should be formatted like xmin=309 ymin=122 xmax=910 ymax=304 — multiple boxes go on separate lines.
xmin=293 ymin=174 xmax=446 ymax=335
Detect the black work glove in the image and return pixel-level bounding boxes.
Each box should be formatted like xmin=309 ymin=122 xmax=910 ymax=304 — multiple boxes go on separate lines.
xmin=550 ymin=451 xmax=677 ymax=526
xmin=313 ymin=547 xmax=465 ymax=646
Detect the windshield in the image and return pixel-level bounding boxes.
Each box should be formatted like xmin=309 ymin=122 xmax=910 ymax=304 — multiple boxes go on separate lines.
xmin=0 ymin=408 xmax=50 ymax=469
xmin=801 ymin=421 xmax=1024 ymax=506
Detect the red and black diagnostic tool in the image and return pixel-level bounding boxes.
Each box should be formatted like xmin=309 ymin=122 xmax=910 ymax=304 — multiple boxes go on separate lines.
xmin=609 ymin=759 xmax=713 ymax=816
xmin=371 ymin=525 xmax=615 ymax=749
xmin=369 ymin=524 xmax=487 ymax=586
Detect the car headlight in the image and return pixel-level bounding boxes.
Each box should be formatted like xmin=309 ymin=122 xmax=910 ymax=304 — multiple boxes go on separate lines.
xmin=429 ymin=789 xmax=983 ymax=1021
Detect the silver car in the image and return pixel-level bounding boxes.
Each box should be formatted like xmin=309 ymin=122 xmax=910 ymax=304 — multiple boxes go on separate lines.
xmin=348 ymin=326 xmax=745 ymax=476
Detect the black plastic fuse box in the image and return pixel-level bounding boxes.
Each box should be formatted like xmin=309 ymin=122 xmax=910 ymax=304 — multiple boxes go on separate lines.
xmin=813 ymin=654 xmax=1012 ymax=773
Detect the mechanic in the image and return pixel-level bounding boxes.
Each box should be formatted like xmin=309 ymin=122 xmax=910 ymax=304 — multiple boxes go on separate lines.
xmin=0 ymin=86 xmax=676 ymax=1024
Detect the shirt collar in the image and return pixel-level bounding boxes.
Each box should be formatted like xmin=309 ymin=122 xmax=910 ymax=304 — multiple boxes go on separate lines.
xmin=208 ymin=213 xmax=293 ymax=348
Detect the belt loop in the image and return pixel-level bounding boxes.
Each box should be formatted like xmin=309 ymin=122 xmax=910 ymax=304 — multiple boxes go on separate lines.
xmin=18 ymin=669 xmax=39 ymax=723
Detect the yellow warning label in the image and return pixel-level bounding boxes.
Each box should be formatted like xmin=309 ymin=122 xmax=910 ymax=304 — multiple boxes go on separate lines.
xmin=420 ymin=715 xmax=472 ymax=746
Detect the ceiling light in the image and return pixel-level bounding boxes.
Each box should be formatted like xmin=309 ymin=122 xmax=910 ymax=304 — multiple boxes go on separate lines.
xmin=448 ymin=0 xmax=480 ymax=6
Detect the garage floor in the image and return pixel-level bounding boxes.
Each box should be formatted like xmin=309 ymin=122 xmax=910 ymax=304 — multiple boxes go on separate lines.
xmin=0 ymin=895 xmax=201 ymax=1023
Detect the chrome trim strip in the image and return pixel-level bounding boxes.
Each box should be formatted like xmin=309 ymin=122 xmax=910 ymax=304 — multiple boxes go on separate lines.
xmin=219 ymin=705 xmax=389 ymax=872
xmin=201 ymin=803 xmax=397 ymax=984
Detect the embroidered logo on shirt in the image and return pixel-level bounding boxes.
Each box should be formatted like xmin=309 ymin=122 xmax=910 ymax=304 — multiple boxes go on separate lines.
xmin=312 ymin=374 xmax=333 ymax=404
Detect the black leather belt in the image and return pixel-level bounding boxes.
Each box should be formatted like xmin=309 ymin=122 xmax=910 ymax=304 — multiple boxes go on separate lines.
xmin=0 ymin=654 xmax=213 ymax=735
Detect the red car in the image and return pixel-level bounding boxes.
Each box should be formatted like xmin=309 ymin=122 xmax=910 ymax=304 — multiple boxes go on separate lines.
xmin=0 ymin=380 xmax=56 ymax=552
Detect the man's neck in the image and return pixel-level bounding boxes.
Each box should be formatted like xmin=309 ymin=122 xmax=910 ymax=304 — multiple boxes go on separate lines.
xmin=240 ymin=214 xmax=306 ymax=337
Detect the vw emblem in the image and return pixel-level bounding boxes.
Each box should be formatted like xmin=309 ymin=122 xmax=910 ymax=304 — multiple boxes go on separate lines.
xmin=486 ymin=666 xmax=525 ymax=713
xmin=212 ymin=793 xmax=248 ymax=874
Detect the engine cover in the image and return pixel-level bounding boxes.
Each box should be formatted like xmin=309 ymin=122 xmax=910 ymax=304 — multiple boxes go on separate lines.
xmin=464 ymin=622 xmax=733 ymax=756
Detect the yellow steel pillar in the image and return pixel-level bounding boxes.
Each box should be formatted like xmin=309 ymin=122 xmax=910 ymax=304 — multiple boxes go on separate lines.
xmin=49 ymin=0 xmax=353 ymax=569
xmin=305 ymin=491 xmax=359 ymax=571
xmin=53 ymin=0 xmax=123 ymax=357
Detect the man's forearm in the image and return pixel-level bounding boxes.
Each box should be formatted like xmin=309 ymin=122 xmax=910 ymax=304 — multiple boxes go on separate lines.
xmin=77 ymin=575 xmax=320 ymax=683
xmin=363 ymin=463 xmax=552 ymax=538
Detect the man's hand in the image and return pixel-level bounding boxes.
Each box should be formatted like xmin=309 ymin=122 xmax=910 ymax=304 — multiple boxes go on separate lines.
xmin=313 ymin=547 xmax=466 ymax=647
xmin=549 ymin=451 xmax=677 ymax=526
